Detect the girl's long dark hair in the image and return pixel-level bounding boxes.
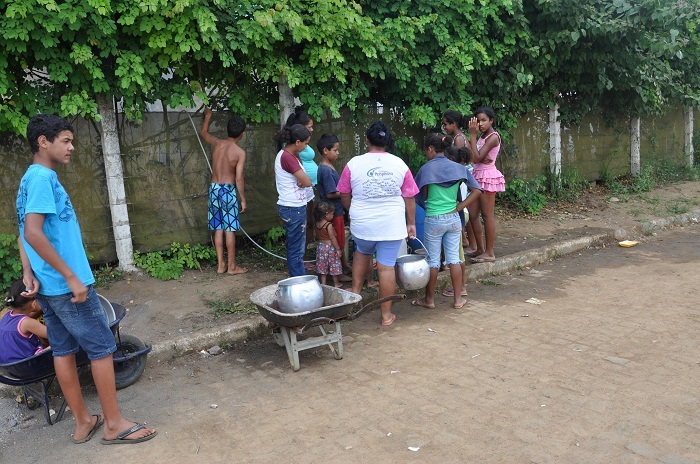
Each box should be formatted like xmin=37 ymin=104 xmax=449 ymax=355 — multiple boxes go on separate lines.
xmin=275 ymin=124 xmax=311 ymax=146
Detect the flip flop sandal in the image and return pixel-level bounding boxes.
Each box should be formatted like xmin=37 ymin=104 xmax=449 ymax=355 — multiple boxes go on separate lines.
xmin=101 ymin=423 xmax=157 ymax=445
xmin=411 ymin=299 xmax=435 ymax=309
xmin=72 ymin=415 xmax=104 ymax=444
xmin=471 ymin=256 xmax=495 ymax=263
xmin=442 ymin=288 xmax=468 ymax=297
xmin=381 ymin=313 xmax=396 ymax=326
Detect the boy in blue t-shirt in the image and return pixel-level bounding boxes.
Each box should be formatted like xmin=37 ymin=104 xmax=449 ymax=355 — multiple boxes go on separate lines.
xmin=16 ymin=114 xmax=156 ymax=445
xmin=315 ymin=133 xmax=351 ymax=275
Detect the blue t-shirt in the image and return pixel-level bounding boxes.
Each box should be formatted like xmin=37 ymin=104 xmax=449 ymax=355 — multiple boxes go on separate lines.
xmin=299 ymin=146 xmax=318 ymax=185
xmin=16 ymin=164 xmax=95 ymax=296
xmin=317 ymin=164 xmax=344 ymax=217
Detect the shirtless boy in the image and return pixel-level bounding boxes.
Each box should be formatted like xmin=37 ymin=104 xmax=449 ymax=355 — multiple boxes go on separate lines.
xmin=200 ymin=108 xmax=248 ymax=275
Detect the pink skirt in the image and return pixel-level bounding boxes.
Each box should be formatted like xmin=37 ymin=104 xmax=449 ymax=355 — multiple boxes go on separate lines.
xmin=472 ymin=164 xmax=505 ymax=193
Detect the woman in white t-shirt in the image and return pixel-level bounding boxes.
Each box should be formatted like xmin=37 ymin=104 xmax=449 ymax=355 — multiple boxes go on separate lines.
xmin=274 ymin=124 xmax=313 ymax=277
xmin=337 ymin=121 xmax=419 ymax=327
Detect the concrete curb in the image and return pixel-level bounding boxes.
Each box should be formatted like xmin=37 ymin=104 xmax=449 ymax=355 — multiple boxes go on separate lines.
xmin=462 ymin=233 xmax=611 ymax=281
xmin=150 ymin=318 xmax=269 ymax=361
xmin=153 ymin=208 xmax=700 ymax=359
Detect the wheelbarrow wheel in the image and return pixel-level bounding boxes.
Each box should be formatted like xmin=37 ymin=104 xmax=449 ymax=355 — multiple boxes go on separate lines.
xmin=113 ymin=334 xmax=147 ymax=390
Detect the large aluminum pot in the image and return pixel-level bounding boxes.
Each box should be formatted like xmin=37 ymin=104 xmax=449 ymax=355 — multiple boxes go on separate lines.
xmin=275 ymin=275 xmax=324 ymax=314
xmin=395 ymin=254 xmax=430 ymax=290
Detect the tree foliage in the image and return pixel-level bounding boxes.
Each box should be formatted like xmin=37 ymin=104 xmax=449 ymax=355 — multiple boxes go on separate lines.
xmin=520 ymin=0 xmax=700 ymax=123
xmin=0 ymin=0 xmax=232 ymax=132
xmin=0 ymin=0 xmax=698 ymax=135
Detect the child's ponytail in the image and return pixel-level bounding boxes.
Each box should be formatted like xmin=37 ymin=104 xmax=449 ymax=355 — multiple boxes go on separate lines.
xmin=5 ymin=280 xmax=33 ymax=309
xmin=424 ymin=133 xmax=453 ymax=153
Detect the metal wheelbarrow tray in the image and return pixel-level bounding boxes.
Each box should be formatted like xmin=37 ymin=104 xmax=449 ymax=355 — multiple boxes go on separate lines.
xmin=250 ymin=284 xmax=404 ymax=371
xmin=0 ymin=301 xmax=151 ymax=425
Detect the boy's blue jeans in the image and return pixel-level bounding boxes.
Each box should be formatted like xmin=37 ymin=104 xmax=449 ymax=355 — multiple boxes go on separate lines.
xmin=38 ymin=285 xmax=117 ymax=360
xmin=278 ymin=204 xmax=307 ymax=277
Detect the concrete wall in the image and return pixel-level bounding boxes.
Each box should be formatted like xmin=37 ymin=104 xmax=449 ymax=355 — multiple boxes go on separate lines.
xmin=0 ymin=107 xmax=694 ymax=263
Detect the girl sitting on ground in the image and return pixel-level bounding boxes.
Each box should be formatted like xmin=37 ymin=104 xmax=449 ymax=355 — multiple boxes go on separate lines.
xmin=0 ymin=279 xmax=48 ymax=364
xmin=314 ymin=201 xmax=344 ymax=288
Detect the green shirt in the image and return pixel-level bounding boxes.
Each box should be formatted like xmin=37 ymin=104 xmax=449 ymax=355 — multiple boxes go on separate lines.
xmin=425 ymin=183 xmax=460 ymax=216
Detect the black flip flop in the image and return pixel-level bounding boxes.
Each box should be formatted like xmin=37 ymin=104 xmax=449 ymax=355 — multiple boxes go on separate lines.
xmin=101 ymin=423 xmax=157 ymax=445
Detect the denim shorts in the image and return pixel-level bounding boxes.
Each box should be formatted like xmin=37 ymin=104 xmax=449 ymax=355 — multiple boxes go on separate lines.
xmin=37 ymin=285 xmax=117 ymax=360
xmin=424 ymin=212 xmax=463 ymax=268
xmin=353 ymin=238 xmax=404 ymax=267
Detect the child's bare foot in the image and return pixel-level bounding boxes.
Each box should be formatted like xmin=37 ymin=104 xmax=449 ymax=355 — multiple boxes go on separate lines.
xmin=334 ymin=283 xmax=344 ymax=289
xmin=227 ymin=265 xmax=248 ymax=275
xmin=338 ymin=274 xmax=353 ymax=282
xmin=453 ymin=298 xmax=467 ymax=309
xmin=365 ymin=280 xmax=379 ymax=288
xmin=217 ymin=264 xmax=227 ymax=274
xmin=411 ymin=298 xmax=435 ymax=309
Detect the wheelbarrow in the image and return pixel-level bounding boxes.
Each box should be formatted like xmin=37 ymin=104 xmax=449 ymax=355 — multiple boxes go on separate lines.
xmin=250 ymin=284 xmax=405 ymax=371
xmin=0 ymin=296 xmax=151 ymax=425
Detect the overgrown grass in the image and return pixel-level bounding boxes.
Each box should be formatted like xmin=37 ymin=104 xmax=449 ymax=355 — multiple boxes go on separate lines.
xmin=93 ymin=264 xmax=123 ymax=289
xmin=601 ymin=160 xmax=700 ymax=196
xmin=133 ymin=242 xmax=217 ymax=280
xmin=204 ymin=296 xmax=258 ymax=318
xmin=503 ymin=159 xmax=700 ymax=216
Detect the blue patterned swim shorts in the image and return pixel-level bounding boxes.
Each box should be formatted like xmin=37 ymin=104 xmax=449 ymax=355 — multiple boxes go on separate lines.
xmin=208 ymin=183 xmax=240 ymax=232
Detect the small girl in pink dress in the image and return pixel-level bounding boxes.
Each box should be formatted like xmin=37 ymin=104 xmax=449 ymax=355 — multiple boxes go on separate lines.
xmin=467 ymin=107 xmax=506 ymax=263
xmin=314 ymin=201 xmax=344 ymax=287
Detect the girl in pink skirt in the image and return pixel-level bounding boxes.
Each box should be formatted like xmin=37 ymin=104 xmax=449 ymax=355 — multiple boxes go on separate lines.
xmin=467 ymin=107 xmax=505 ymax=263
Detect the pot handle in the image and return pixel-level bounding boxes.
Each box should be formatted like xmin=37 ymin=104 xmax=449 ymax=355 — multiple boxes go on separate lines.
xmin=410 ymin=237 xmax=430 ymax=262
xmin=347 ymin=294 xmax=407 ymax=321
xmin=299 ymin=317 xmax=335 ymax=334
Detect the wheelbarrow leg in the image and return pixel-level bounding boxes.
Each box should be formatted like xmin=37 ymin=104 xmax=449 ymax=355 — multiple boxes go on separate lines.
xmin=20 ymin=372 xmax=72 ymax=425
xmin=318 ymin=322 xmax=343 ymax=360
xmin=279 ymin=327 xmax=301 ymax=372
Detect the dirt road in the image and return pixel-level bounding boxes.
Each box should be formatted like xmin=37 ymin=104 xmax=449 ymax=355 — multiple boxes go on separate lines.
xmin=1 ymin=225 xmax=698 ymax=463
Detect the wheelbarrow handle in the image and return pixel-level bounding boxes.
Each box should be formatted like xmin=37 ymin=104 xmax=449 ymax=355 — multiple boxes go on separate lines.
xmin=347 ymin=294 xmax=407 ymax=321
xmin=299 ymin=317 xmax=336 ymax=334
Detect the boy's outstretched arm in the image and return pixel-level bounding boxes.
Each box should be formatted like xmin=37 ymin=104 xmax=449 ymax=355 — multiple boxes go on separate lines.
xmin=23 ymin=213 xmax=87 ymax=303
xmin=200 ymin=108 xmax=219 ymax=146
xmin=236 ymin=150 xmax=247 ymax=213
